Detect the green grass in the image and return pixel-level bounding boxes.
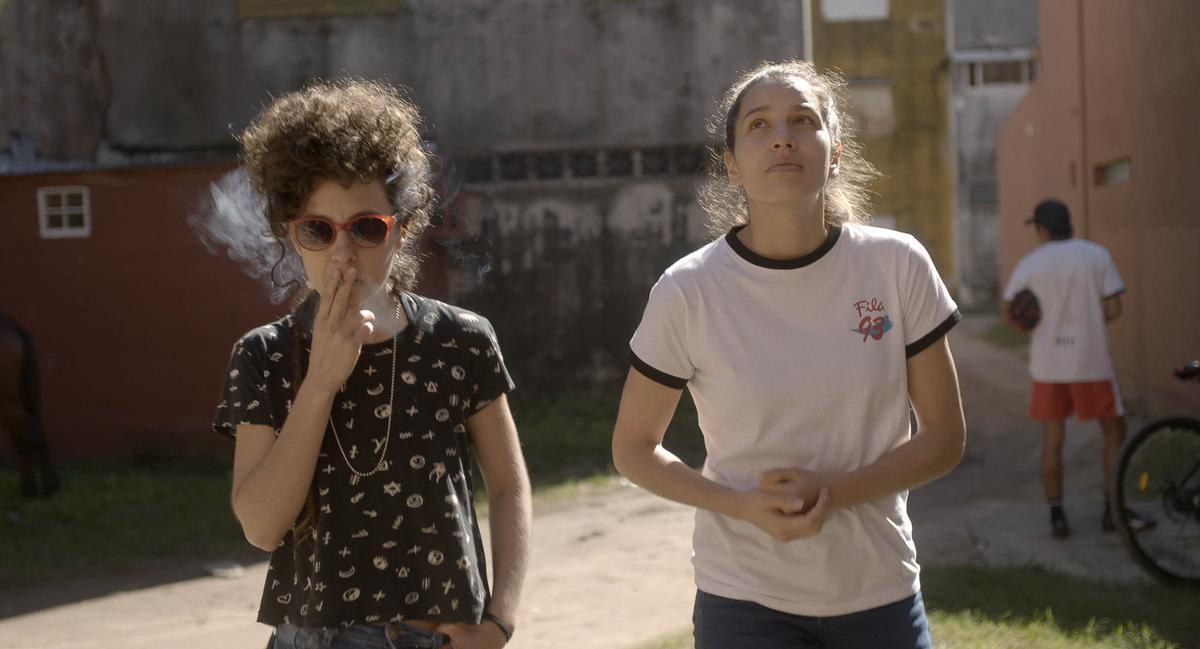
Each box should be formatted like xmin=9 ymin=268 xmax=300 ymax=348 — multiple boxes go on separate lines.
xmin=0 ymin=462 xmax=252 ymax=585
xmin=982 ymin=318 xmax=1030 ymax=349
xmin=0 ymin=390 xmax=706 ymax=585
xmin=631 ymin=565 xmax=1200 ymax=649
xmin=929 ymin=609 xmax=1175 ymax=649
xmin=958 ymin=302 xmax=1002 ymax=316
xmin=922 ymin=564 xmax=1199 ymax=647
xmin=506 ymin=388 xmax=705 ymax=487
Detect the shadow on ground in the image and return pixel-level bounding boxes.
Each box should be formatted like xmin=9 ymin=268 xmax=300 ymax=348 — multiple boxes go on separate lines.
xmin=0 ymin=462 xmax=268 ymax=620
xmin=0 ymin=551 xmax=267 ymax=620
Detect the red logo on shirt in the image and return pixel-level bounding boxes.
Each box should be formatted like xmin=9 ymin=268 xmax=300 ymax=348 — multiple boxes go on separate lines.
xmin=851 ymin=298 xmax=893 ymax=342
xmin=853 ymin=298 xmax=886 ymax=317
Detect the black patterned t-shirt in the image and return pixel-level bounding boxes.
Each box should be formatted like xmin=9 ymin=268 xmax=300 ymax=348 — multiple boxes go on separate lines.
xmin=213 ymin=293 xmax=514 ymax=628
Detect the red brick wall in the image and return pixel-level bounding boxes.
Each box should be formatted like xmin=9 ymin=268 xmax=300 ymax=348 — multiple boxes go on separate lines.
xmin=0 ymin=164 xmax=452 ymax=461
xmin=0 ymin=164 xmax=272 ymax=460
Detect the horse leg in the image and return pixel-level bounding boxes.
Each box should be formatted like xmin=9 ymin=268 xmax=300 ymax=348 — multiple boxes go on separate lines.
xmin=30 ymin=420 xmax=59 ymax=497
xmin=4 ymin=411 xmax=38 ymax=498
xmin=19 ymin=452 xmax=37 ymax=498
xmin=17 ymin=329 xmax=59 ymax=497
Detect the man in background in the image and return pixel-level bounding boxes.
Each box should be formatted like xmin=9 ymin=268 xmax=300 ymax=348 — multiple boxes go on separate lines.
xmin=1002 ymin=199 xmax=1152 ymax=538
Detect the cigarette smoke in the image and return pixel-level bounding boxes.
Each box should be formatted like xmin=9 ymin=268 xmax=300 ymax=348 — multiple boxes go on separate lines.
xmin=188 ymin=169 xmax=302 ymax=304
xmin=431 ymin=160 xmax=493 ymax=292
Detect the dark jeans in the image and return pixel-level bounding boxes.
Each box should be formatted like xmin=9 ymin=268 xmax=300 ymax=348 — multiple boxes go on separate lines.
xmin=693 ymin=590 xmax=934 ymax=649
xmin=270 ymin=622 xmax=448 ymax=649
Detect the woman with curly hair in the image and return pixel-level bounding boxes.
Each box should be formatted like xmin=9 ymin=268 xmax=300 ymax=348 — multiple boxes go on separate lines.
xmin=612 ymin=60 xmax=966 ymax=648
xmin=214 ymin=79 xmax=530 ymax=649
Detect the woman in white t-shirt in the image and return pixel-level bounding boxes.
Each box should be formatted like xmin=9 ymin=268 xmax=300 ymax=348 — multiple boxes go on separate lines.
xmin=611 ymin=60 xmax=966 ymax=648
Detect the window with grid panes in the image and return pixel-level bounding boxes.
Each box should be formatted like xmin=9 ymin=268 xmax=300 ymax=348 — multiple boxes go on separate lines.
xmin=38 ymin=186 xmax=91 ymax=239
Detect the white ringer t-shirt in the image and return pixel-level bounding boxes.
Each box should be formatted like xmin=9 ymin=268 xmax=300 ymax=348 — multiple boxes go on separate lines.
xmin=1002 ymin=238 xmax=1124 ymax=382
xmin=629 ymin=223 xmax=960 ymax=617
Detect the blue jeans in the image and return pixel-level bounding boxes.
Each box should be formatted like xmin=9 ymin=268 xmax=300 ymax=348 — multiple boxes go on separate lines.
xmin=270 ymin=622 xmax=448 ymax=649
xmin=693 ymin=590 xmax=934 ymax=649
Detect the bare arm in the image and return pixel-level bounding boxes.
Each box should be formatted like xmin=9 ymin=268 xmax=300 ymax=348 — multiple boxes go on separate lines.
xmin=471 ymin=395 xmax=531 ymax=633
xmin=763 ymin=336 xmax=966 ymax=509
xmin=231 ymin=265 xmax=375 ymax=550
xmin=611 ymin=369 xmax=829 ymax=541
xmin=436 ymin=394 xmax=531 ymax=649
xmin=1103 ymin=294 xmax=1122 ymax=322
xmin=231 ymin=383 xmax=337 ymax=550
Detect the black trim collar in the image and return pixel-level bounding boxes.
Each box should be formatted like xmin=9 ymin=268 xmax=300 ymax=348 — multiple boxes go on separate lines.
xmin=725 ymin=224 xmax=842 ymax=269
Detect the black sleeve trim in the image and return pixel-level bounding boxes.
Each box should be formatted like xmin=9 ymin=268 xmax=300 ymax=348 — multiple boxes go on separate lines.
xmin=1102 ymin=288 xmax=1126 ymax=300
xmin=628 ymin=350 xmax=688 ymax=389
xmin=905 ymin=310 xmax=963 ymax=358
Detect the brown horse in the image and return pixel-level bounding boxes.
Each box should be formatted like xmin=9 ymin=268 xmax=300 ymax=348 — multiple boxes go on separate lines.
xmin=0 ymin=312 xmax=58 ymax=497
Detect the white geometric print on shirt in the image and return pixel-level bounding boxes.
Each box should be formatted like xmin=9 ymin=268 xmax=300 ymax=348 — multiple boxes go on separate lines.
xmin=213 ymin=298 xmax=514 ymax=626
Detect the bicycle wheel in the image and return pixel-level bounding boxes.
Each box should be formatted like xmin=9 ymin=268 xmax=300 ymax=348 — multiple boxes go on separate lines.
xmin=1112 ymin=417 xmax=1200 ymax=588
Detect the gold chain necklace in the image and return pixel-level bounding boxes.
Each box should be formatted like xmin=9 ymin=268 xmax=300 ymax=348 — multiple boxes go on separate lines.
xmin=329 ymin=300 xmax=401 ymax=485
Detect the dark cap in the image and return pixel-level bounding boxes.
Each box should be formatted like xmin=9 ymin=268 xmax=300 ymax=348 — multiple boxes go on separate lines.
xmin=1026 ymin=199 xmax=1073 ymax=236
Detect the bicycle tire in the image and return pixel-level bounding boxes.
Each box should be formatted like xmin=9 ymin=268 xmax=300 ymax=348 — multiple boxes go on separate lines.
xmin=1111 ymin=417 xmax=1200 ymax=588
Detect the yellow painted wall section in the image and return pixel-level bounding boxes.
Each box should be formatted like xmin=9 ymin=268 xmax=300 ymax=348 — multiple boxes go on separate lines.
xmin=812 ymin=0 xmax=955 ymax=289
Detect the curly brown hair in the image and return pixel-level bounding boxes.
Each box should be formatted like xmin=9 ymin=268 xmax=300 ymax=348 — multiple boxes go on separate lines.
xmin=699 ymin=59 xmax=880 ymax=238
xmin=238 ymin=77 xmax=436 ymax=296
xmin=237 ymin=78 xmax=436 ymax=548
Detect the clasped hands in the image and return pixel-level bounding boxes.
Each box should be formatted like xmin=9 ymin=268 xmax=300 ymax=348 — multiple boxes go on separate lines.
xmin=739 ymin=467 xmax=834 ymax=542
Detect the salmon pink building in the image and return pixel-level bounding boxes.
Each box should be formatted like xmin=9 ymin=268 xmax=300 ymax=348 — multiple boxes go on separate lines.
xmin=997 ymin=0 xmax=1200 ymax=412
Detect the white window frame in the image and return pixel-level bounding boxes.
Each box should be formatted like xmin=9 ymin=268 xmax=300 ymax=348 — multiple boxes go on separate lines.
xmin=821 ymin=0 xmax=889 ymax=22
xmin=963 ymin=60 xmax=1037 ymax=87
xmin=1095 ymin=158 xmax=1132 ymax=186
xmin=847 ymin=79 xmax=896 ymax=137
xmin=37 ymin=186 xmax=91 ymax=239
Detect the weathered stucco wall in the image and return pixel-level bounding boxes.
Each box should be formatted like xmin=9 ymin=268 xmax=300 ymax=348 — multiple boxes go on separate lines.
xmin=2 ymin=0 xmax=808 ymax=162
xmin=1 ymin=0 xmax=817 ymax=453
xmin=952 ymin=84 xmax=1032 ymax=304
xmin=452 ymin=178 xmax=703 ymax=390
xmin=947 ymin=0 xmax=1037 ymax=305
xmin=0 ymin=0 xmax=109 ymax=162
xmin=951 ymin=0 xmax=1037 ymax=50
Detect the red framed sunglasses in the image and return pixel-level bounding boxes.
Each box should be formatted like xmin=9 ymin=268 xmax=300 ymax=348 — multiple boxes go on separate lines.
xmin=290 ymin=213 xmax=399 ymax=251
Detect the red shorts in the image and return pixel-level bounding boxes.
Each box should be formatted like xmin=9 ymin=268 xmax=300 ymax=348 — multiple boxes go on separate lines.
xmin=1029 ymin=380 xmax=1125 ymax=421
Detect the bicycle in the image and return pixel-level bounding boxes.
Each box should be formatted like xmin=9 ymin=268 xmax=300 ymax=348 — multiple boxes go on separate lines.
xmin=1111 ymin=361 xmax=1200 ymax=588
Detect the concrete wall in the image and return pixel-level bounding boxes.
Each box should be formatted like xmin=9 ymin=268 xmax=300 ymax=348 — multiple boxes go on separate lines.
xmin=812 ymin=0 xmax=955 ymax=285
xmin=2 ymin=0 xmax=808 ymax=164
xmin=1 ymin=1 xmax=818 ymax=456
xmin=947 ymin=0 xmax=1038 ymax=305
xmin=0 ymin=0 xmax=110 ymax=163
xmin=947 ymin=0 xmax=1039 ymax=305
xmin=998 ymin=0 xmax=1200 ymax=412
xmin=454 ymin=178 xmax=703 ymax=390
xmin=951 ymin=0 xmax=1037 ymax=50
xmin=951 ymin=85 xmax=1029 ymax=303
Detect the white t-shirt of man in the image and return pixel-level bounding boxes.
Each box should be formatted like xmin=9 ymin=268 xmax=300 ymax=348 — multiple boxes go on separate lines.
xmin=629 ymin=223 xmax=960 ymax=617
xmin=1002 ymin=238 xmax=1124 ymax=382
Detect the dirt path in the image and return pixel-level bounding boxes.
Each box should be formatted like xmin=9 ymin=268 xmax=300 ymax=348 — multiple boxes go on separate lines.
xmin=1 ymin=315 xmax=1149 ymax=649
xmin=910 ymin=315 xmax=1146 ymax=583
